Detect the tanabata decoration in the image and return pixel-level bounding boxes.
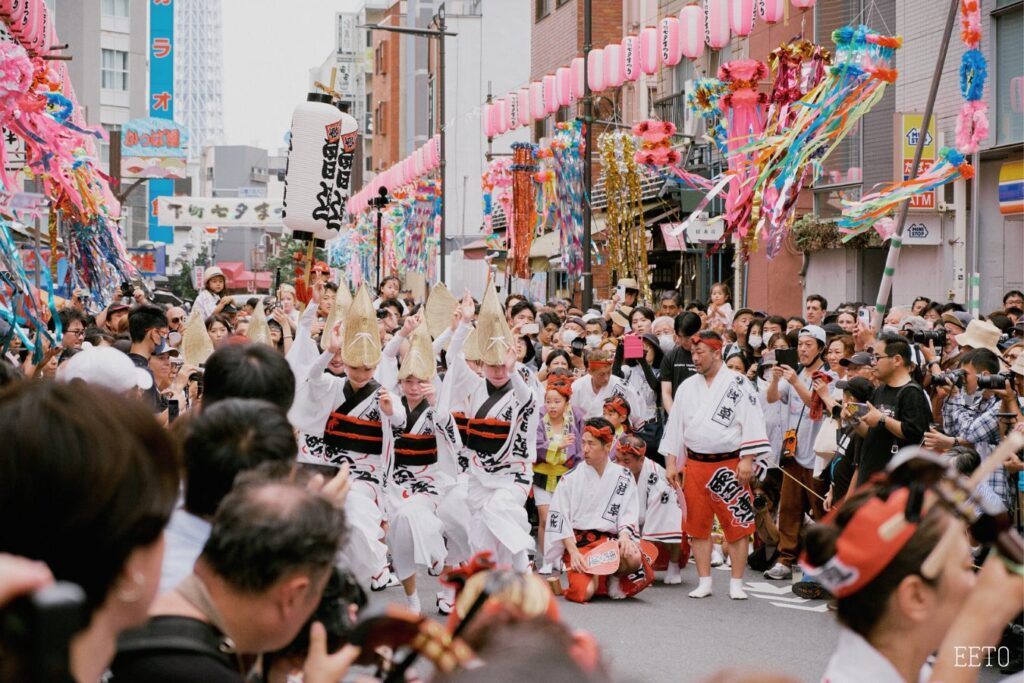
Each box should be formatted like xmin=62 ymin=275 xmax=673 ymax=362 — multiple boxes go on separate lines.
xmin=482 ymin=157 xmax=512 ymax=241
xmin=718 ymin=59 xmax=768 ymax=243
xmin=509 ymin=142 xmax=538 ymax=279
xmin=550 ymin=120 xmax=585 ymax=278
xmin=632 ymin=119 xmax=713 ymax=191
xmin=599 ymin=132 xmax=650 ymax=303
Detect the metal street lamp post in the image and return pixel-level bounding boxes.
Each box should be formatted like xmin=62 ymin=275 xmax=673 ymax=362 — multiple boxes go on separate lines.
xmin=370 ymin=186 xmax=390 ymax=290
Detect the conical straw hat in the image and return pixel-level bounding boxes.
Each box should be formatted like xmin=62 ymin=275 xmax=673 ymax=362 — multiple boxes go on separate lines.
xmin=182 ymin=309 xmax=215 ymax=366
xmin=246 ymin=299 xmax=272 ymax=345
xmin=398 ymin=322 xmax=436 ymax=381
xmin=475 ymin=281 xmax=513 ymax=366
xmin=463 ymin=325 xmax=482 ymax=362
xmin=424 ymin=283 xmax=458 ymax=340
xmin=320 ymin=283 xmax=353 ymax=352
xmin=341 ymin=284 xmax=382 ymax=368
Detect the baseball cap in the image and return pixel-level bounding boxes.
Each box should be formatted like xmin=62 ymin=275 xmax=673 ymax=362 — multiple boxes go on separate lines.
xmin=840 ymin=351 xmax=873 ymax=367
xmin=58 ymin=346 xmax=153 ymax=393
xmin=836 ymin=376 xmax=874 ymax=402
xmin=823 ymin=323 xmax=845 ymax=337
xmin=107 ymin=302 xmax=130 ymax=315
xmin=152 ymin=338 xmax=180 ymax=357
xmin=798 ymin=324 xmax=827 ymax=346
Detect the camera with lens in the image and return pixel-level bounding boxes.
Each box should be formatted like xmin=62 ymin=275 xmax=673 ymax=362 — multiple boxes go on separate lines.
xmin=932 ymin=369 xmax=965 ymax=388
xmin=912 ymin=328 xmax=946 ymax=347
xmin=753 ymin=492 xmax=769 ymax=512
xmin=977 ymin=373 xmax=1011 ymax=391
xmin=0 ymin=581 xmax=88 ymax=682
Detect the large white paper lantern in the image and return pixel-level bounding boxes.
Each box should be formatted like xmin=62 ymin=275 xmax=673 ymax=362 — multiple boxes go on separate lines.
xmin=680 ymin=4 xmax=706 ymax=60
xmin=704 ymin=0 xmax=730 ymax=49
xmin=759 ymin=0 xmax=785 ymax=23
xmin=332 ymin=105 xmax=360 ymax=214
xmin=587 ymin=48 xmax=606 ymax=92
xmin=282 ymin=93 xmax=345 ymax=241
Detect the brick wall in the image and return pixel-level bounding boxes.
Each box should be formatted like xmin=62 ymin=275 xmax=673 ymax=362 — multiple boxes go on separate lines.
xmin=370 ymin=3 xmax=403 ymax=172
xmin=532 ymin=1 xmax=577 ymax=80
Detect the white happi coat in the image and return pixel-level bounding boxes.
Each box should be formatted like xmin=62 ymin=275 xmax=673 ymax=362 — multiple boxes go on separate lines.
xmin=659 ymin=367 xmax=770 ymax=463
xmin=443 ymin=322 xmax=537 ymax=563
xmin=821 ymin=629 xmax=930 ymax=683
xmin=386 ymin=391 xmax=461 ymax=578
xmin=544 ymin=461 xmax=640 ymax=555
xmin=571 ymin=374 xmax=651 ymax=429
xmin=632 ymin=458 xmax=683 ymax=543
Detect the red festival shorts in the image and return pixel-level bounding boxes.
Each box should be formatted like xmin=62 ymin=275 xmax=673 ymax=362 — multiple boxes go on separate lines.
xmin=683 ymin=455 xmax=755 ymax=543
xmin=562 ymin=531 xmax=658 ymax=603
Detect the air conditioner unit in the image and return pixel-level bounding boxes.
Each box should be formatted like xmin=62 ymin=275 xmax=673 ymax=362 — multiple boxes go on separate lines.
xmin=682 ymin=80 xmax=702 ymax=139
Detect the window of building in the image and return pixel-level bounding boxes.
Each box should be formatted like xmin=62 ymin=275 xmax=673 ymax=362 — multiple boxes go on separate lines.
xmin=101 ymin=49 xmax=129 ymax=91
xmin=556 ymin=0 xmax=570 ymax=6
xmin=375 ymin=43 xmax=388 ymax=75
xmin=375 ymin=102 xmax=387 ymax=135
xmin=994 ymin=2 xmax=1023 ymax=146
xmin=535 ymin=0 xmax=550 ymax=22
xmin=101 ymin=0 xmax=129 ymax=17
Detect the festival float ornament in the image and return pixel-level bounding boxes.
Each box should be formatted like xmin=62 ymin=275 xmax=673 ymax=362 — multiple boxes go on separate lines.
xmin=555 ymin=66 xmax=572 ymax=107
xmin=509 ymin=143 xmax=538 ymax=279
xmin=729 ymin=0 xmax=756 ymax=37
xmin=570 ymin=57 xmax=585 ymax=98
xmin=621 ymin=35 xmax=640 ymax=82
xmin=660 ymin=17 xmax=684 ymax=67
xmin=639 ymin=27 xmax=660 ymax=75
xmin=759 ymin=0 xmax=785 ymax=23
xmin=704 ymin=0 xmax=730 ymax=50
xmin=544 ymin=74 xmax=559 ymax=114
xmin=604 ymin=43 xmax=623 ymax=88
xmin=632 ymin=119 xmax=712 ymax=191
xmin=587 ymin=47 xmax=606 ymax=92
xmin=599 ymin=132 xmax=650 ymax=303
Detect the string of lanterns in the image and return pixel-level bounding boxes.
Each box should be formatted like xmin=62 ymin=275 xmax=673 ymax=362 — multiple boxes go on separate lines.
xmin=481 ymin=0 xmax=816 ymax=139
xmin=345 ymin=134 xmax=441 ymax=217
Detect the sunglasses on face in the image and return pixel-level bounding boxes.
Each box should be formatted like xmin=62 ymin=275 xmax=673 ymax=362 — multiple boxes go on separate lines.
xmin=169 ymin=317 xmax=182 ymax=324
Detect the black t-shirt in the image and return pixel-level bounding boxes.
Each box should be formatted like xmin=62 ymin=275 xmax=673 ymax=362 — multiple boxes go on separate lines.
xmin=858 ymin=381 xmax=931 ymax=480
xmin=110 ymin=616 xmax=242 ymax=683
xmin=128 ymin=352 xmax=161 ymax=412
xmin=660 ymin=346 xmax=694 ymax=397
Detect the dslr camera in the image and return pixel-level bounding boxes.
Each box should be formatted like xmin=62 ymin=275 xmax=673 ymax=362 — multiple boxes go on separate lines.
xmin=911 ymin=328 xmax=946 ymax=347
xmin=932 ymin=369 xmax=965 ymax=389
xmin=977 ymin=373 xmax=1011 ymax=391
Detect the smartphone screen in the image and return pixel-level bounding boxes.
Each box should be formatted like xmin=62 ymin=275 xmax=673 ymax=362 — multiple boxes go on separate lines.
xmin=521 ymin=323 xmax=539 ymax=335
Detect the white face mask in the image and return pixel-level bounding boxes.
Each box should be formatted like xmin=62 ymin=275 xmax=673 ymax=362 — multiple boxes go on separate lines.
xmin=658 ymin=334 xmax=675 ymax=354
xmin=561 ymin=330 xmax=578 ymax=344
xmin=748 ymin=334 xmax=763 ymax=349
xmin=585 ymin=335 xmax=601 ymax=348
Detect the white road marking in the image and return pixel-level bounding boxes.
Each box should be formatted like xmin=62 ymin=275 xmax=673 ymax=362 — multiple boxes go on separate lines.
xmin=769 ymin=601 xmax=830 ymax=613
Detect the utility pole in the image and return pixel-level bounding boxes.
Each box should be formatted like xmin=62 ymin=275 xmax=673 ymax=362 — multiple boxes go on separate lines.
xmin=437 ymin=2 xmax=447 ymax=282
xmin=581 ymin=0 xmax=594 ymax=310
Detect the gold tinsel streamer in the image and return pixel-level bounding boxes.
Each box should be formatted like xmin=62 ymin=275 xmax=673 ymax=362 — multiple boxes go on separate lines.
xmin=48 ymin=206 xmax=58 ymax=279
xmin=599 ymin=132 xmax=650 ymax=303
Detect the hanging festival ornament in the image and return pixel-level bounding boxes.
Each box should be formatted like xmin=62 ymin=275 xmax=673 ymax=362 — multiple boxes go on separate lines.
xmin=544 ymin=74 xmax=559 ymax=114
xmin=680 ymin=4 xmax=706 ymax=59
xmin=604 ymin=43 xmax=623 ymax=88
xmin=587 ymin=47 xmax=606 ymax=92
xmin=555 ymin=66 xmax=572 ymax=107
xmin=729 ymin=0 xmax=756 ymax=37
xmin=660 ymin=17 xmax=683 ymax=67
xmin=570 ymin=57 xmax=585 ymax=98
xmin=282 ymin=93 xmax=344 ymax=242
xmin=704 ymin=0 xmax=730 ymax=49
xmin=509 ymin=143 xmax=537 ymax=279
xmin=518 ymin=87 xmax=533 ymax=124
xmin=759 ymin=0 xmax=785 ymax=23
xmin=638 ymin=26 xmax=660 ymax=75
xmin=790 ymin=0 xmax=815 ymax=9
xmin=621 ymin=35 xmax=640 ymax=82
xmin=529 ymin=80 xmax=546 ymax=120
xmin=506 ymin=90 xmax=521 ymax=129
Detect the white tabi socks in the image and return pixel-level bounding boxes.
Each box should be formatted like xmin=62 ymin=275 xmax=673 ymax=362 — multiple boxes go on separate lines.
xmin=688 ymin=576 xmax=713 ymax=598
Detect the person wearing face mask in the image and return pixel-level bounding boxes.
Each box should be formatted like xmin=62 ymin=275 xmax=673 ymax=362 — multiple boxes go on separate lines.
xmin=127 ymin=304 xmax=170 ymax=414
xmin=584 ymin=318 xmax=608 ymax=349
xmin=559 ymin=317 xmax=587 ymax=348
xmin=660 ymin=312 xmax=702 ymax=413
xmin=747 ymin=319 xmax=765 ymax=361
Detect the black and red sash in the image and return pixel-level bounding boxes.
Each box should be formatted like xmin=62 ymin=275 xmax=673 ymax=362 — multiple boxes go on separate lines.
xmin=451 ymin=411 xmax=469 ymax=441
xmin=395 ymin=399 xmax=437 ymax=467
xmin=465 ymin=381 xmax=513 ymax=455
xmin=323 ymin=380 xmax=383 ymax=455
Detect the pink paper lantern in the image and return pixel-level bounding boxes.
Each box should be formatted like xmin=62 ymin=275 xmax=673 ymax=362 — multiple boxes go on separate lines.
xmin=555 ymin=66 xmax=572 ymax=107
xmin=660 ymin=17 xmax=683 ymax=67
xmin=529 ymin=81 xmax=546 ymax=120
xmin=758 ymin=0 xmax=785 ymax=23
xmin=570 ymin=57 xmax=585 ymax=98
xmin=729 ymin=0 xmax=755 ymax=37
xmin=430 ymin=135 xmax=440 ymax=167
xmin=415 ymin=147 xmax=426 ymax=177
xmin=544 ymin=74 xmax=558 ymax=113
xmin=506 ymin=92 xmax=520 ymax=130
xmin=483 ymin=103 xmax=497 ymax=139
xmin=587 ymin=47 xmax=606 ymax=92
xmin=680 ymin=4 xmax=706 ymax=60
xmin=704 ymin=0 xmax=730 ymax=50
xmin=621 ymin=36 xmax=639 ymax=82
xmin=604 ymin=43 xmax=623 ymax=88
xmin=494 ymin=98 xmax=508 ymax=135
xmin=791 ymin=0 xmax=815 ymax=8
xmin=638 ymin=26 xmax=660 ymax=75
xmin=518 ymin=87 xmax=532 ymax=125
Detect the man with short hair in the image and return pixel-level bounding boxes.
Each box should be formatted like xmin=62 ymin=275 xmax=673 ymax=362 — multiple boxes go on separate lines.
xmin=658 ymin=292 xmax=682 ymax=319
xmin=660 ymin=330 xmax=771 ymax=600
xmin=159 ymin=399 xmax=299 ymax=592
xmin=853 ymin=336 xmax=931 ymax=482
xmin=731 ymin=308 xmax=754 ymax=347
xmin=660 ymin=312 xmax=701 ymax=413
xmin=584 ymin=317 xmax=608 ymax=348
xmin=763 ymin=325 xmax=833 ymax=581
xmin=128 ymin=304 xmax=169 ymax=412
xmin=204 ymin=343 xmax=296 ymax=413
xmin=58 ymin=309 xmax=87 ymax=355
xmin=166 ymin=306 xmax=186 ymax=335
xmin=1004 ymin=289 xmax=1024 ymax=312
xmin=103 ymin=301 xmax=130 ymax=335
xmin=572 ymin=348 xmax=649 ymax=428
xmin=113 ymin=474 xmax=350 ymax=682
xmin=553 ymin=299 xmax=569 ymax=323
xmin=805 ymin=295 xmax=828 ymax=326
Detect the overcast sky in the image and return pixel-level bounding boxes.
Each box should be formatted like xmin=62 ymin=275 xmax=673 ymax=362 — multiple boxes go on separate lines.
xmin=222 ymin=0 xmax=360 ymax=152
